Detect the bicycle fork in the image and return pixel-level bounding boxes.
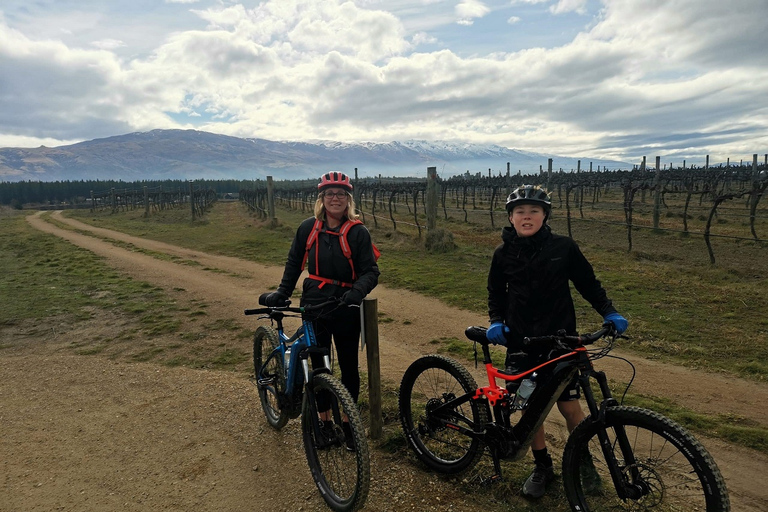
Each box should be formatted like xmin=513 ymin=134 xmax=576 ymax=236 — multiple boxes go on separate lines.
xmin=581 ymin=370 xmax=647 ymax=501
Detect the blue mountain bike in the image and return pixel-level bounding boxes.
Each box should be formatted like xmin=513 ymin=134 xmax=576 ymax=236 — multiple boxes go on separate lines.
xmin=245 ymin=297 xmax=370 ymax=512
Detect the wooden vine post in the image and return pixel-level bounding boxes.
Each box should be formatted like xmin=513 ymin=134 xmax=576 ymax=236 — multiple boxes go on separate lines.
xmin=189 ymin=181 xmax=195 ymax=220
xmin=653 ymin=156 xmax=662 ymax=229
xmin=426 ymin=167 xmax=438 ymax=231
xmin=546 ymin=158 xmax=553 ymax=191
xmin=750 ymin=154 xmax=760 ymax=240
xmin=266 ymin=176 xmax=276 ymax=227
xmin=361 ymin=298 xmax=382 ymax=439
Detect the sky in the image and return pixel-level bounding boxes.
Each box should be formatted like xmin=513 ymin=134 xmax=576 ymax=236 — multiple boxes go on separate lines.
xmin=1 ymin=0 xmax=767 ymax=166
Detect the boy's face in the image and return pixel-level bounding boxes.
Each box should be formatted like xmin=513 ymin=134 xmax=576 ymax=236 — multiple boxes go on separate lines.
xmin=510 ymin=204 xmax=546 ymax=237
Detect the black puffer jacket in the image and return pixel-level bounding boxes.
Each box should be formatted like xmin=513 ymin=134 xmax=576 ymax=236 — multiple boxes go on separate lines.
xmin=487 ymin=225 xmax=616 ymax=349
xmin=277 ymin=216 xmax=380 ymax=305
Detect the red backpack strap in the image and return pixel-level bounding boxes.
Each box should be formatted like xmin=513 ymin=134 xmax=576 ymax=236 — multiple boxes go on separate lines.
xmin=338 ymin=220 xmax=360 ymax=280
xmin=338 ymin=220 xmax=361 ymax=258
xmin=301 ymin=219 xmax=323 ymax=271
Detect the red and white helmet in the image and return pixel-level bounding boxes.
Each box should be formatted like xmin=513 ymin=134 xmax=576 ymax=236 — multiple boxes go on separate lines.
xmin=318 ymin=172 xmax=353 ymax=192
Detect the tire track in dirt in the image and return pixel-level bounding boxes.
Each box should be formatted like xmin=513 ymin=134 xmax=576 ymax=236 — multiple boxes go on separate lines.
xmin=24 ymin=210 xmax=768 ymax=511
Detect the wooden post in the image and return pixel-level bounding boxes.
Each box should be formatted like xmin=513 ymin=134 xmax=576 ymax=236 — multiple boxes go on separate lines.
xmin=547 ymin=158 xmax=553 ymax=191
xmin=653 ymin=156 xmax=662 ymax=229
xmin=362 ymin=298 xmax=382 ymax=440
xmin=575 ymin=160 xmax=581 ymax=209
xmin=90 ymin=190 xmax=94 ymax=213
xmin=189 ymin=181 xmax=195 ymax=220
xmin=426 ymin=167 xmax=438 ymax=231
xmin=266 ymin=176 xmax=276 ymax=226
xmin=750 ymin=154 xmax=760 ymax=240
xmin=353 ymin=168 xmax=362 ymax=216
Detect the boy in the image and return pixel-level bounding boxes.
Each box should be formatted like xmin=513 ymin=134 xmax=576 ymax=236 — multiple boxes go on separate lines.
xmin=486 ymin=184 xmax=627 ymax=498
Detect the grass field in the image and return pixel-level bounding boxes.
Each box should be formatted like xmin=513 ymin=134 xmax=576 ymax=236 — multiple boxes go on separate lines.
xmin=67 ymin=198 xmax=768 ymax=382
xmin=2 ymin=200 xmax=767 ymax=458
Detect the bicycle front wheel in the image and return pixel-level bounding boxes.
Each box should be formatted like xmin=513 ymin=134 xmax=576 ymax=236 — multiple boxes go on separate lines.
xmin=302 ymin=373 xmax=370 ymax=512
xmin=563 ymin=405 xmax=730 ymax=512
xmin=253 ymin=326 xmax=288 ymax=430
xmin=398 ymin=355 xmax=488 ymax=474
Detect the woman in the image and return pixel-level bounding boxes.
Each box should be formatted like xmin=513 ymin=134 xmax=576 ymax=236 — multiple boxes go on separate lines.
xmin=261 ymin=171 xmax=379 ymax=449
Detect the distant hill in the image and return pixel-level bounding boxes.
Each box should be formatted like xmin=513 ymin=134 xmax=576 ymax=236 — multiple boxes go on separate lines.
xmin=0 ymin=129 xmax=632 ymax=182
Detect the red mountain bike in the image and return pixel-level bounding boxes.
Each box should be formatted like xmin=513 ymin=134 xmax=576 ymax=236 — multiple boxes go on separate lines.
xmin=398 ymin=325 xmax=730 ymax=511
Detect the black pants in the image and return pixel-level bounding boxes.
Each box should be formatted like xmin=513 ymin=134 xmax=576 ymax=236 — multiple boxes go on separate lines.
xmin=309 ymin=305 xmax=361 ymax=410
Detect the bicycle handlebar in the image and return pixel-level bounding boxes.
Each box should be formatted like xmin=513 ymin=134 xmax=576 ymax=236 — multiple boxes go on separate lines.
xmin=522 ymin=325 xmax=615 ymax=349
xmin=244 ymin=297 xmax=342 ymax=316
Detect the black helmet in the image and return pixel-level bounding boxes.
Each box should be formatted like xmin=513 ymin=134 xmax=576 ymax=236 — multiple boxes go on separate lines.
xmin=505 ymin=184 xmax=551 ymax=213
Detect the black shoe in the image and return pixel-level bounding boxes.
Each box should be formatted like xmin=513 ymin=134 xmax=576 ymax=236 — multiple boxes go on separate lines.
xmin=318 ymin=420 xmax=339 ymax=449
xmin=522 ymin=462 xmax=555 ymax=498
xmin=341 ymin=422 xmax=356 ymax=452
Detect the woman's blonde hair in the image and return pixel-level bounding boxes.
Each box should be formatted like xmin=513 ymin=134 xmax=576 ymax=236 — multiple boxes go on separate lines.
xmin=314 ymin=191 xmax=360 ymax=221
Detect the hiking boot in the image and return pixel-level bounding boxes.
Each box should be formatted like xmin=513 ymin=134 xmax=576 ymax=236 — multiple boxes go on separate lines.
xmin=341 ymin=422 xmax=356 ymax=452
xmin=522 ymin=462 xmax=555 ymax=498
xmin=580 ymin=451 xmax=603 ymax=495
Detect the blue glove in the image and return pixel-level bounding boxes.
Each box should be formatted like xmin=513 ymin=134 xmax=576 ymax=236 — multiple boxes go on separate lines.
xmin=486 ymin=322 xmax=509 ymax=345
xmin=603 ymin=312 xmax=628 ymax=334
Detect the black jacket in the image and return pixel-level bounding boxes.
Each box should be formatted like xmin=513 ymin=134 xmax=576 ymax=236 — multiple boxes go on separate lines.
xmin=277 ymin=216 xmax=380 ymax=305
xmin=487 ymin=225 xmax=616 ymax=348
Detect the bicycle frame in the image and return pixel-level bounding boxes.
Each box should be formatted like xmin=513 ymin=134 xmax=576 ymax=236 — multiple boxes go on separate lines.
xmin=246 ymin=302 xmax=336 ymax=405
xmin=276 ymin=318 xmax=332 ymax=398
xmin=429 ymin=326 xmax=621 ymax=478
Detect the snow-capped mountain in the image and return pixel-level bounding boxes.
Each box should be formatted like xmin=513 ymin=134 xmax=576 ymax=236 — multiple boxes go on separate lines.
xmin=0 ymin=129 xmax=632 ymax=182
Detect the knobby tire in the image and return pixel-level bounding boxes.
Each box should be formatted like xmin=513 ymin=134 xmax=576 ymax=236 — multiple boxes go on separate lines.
xmin=302 ymin=373 xmax=370 ymax=512
xmin=253 ymin=326 xmax=289 ymax=429
xmin=562 ymin=405 xmax=730 ymax=512
xmin=398 ymin=355 xmax=488 ymax=474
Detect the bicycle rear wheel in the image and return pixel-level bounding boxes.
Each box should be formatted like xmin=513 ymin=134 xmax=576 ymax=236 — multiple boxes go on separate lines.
xmin=302 ymin=373 xmax=370 ymax=512
xmin=398 ymin=355 xmax=488 ymax=474
xmin=253 ymin=326 xmax=288 ymax=429
xmin=563 ymin=405 xmax=730 ymax=511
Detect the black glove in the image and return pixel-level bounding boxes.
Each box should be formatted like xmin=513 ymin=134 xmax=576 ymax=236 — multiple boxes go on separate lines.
xmin=340 ymin=289 xmax=364 ymax=306
xmin=259 ymin=291 xmax=290 ymax=307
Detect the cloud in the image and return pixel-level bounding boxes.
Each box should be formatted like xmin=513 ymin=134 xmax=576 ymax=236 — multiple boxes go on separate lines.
xmin=0 ymin=0 xmax=766 ymax=163
xmin=455 ymin=0 xmax=490 ymax=25
xmin=0 ymin=19 xmax=134 ymax=141
xmin=411 ymin=31 xmax=438 ymax=46
xmin=549 ymin=0 xmax=589 ymax=15
xmin=91 ymin=38 xmax=126 ymax=50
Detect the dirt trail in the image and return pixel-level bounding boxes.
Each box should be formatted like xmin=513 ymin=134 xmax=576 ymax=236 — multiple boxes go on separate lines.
xmin=3 ymin=210 xmax=766 ymax=511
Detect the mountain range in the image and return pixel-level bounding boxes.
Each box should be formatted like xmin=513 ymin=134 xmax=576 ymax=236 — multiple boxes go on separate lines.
xmin=0 ymin=129 xmax=633 ymax=182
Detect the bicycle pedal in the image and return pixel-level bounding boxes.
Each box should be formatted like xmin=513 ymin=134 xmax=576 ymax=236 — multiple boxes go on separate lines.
xmin=479 ymin=474 xmax=504 ymax=487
